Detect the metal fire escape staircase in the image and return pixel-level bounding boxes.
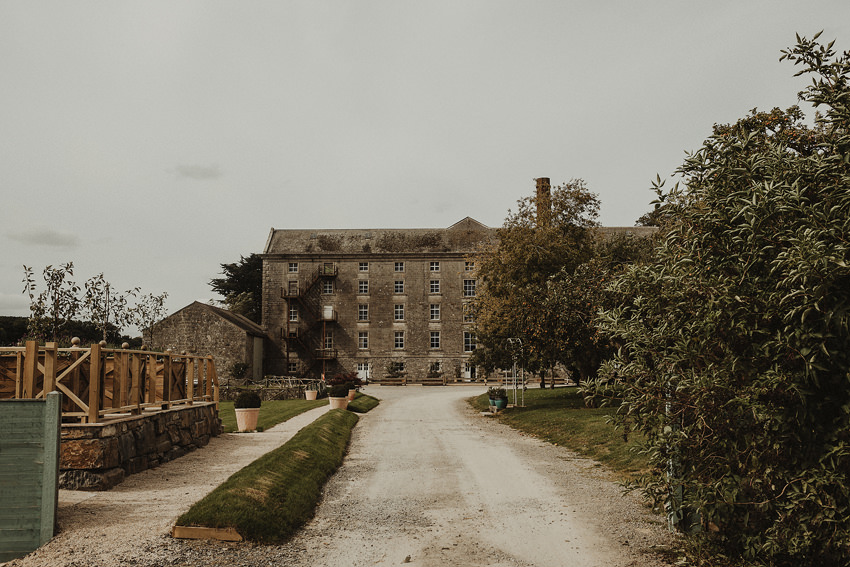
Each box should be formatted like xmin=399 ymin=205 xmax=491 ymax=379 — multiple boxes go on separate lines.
xmin=281 ymin=263 xmax=338 ymax=377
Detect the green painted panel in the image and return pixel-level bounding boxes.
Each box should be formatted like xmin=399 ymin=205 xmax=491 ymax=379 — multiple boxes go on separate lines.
xmin=0 ymin=393 xmax=60 ymax=563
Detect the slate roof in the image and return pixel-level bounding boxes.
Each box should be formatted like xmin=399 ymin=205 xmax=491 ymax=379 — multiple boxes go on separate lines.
xmin=166 ymin=301 xmax=269 ymax=338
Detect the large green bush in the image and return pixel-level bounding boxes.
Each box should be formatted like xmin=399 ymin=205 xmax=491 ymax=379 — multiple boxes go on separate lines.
xmin=586 ymin=34 xmax=850 ymax=566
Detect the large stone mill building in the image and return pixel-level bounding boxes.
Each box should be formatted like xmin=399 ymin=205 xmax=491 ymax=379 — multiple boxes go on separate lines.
xmin=261 ymin=216 xmax=496 ymax=383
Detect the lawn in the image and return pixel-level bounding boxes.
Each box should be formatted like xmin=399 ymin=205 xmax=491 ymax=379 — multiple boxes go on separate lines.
xmin=470 ymin=386 xmax=648 ymax=479
xmin=218 ymin=398 xmax=327 ymax=433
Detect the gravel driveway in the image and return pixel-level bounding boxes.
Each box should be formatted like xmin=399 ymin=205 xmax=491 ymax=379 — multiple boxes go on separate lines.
xmin=6 ymin=385 xmax=673 ymax=567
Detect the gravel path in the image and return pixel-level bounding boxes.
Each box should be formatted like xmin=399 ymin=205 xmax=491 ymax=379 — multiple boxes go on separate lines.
xmin=6 ymin=386 xmax=674 ymax=567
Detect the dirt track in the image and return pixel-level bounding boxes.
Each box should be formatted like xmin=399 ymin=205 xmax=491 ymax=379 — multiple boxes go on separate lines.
xmin=6 ymin=385 xmax=673 ymax=567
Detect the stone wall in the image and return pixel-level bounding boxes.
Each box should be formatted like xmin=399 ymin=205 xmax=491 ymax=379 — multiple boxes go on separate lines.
xmin=59 ymin=403 xmax=221 ymax=490
xmin=152 ymin=302 xmax=253 ymax=385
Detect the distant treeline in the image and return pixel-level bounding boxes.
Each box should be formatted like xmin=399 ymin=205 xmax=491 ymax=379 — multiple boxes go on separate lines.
xmin=0 ymin=316 xmax=141 ymax=348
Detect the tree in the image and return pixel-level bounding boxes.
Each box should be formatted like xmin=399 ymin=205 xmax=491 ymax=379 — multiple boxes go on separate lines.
xmin=22 ymin=262 xmax=81 ymax=342
xmin=83 ymin=273 xmax=137 ymax=342
xmin=585 ymin=34 xmax=850 ymax=566
xmin=129 ymin=291 xmax=168 ymax=349
xmin=209 ymin=253 xmax=262 ymax=324
xmin=470 ymin=179 xmax=600 ymax=384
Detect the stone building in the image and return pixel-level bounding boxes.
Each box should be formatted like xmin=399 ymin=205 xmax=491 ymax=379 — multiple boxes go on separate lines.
xmin=152 ymin=301 xmax=268 ymax=384
xmin=261 ymin=217 xmax=496 ymax=383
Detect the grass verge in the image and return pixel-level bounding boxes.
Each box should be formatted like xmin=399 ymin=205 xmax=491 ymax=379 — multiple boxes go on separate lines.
xmin=470 ymin=386 xmax=648 ymax=480
xmin=218 ymin=399 xmax=327 ymax=433
xmin=348 ymin=392 xmax=379 ymax=413
xmin=176 ymin=408 xmax=359 ymax=543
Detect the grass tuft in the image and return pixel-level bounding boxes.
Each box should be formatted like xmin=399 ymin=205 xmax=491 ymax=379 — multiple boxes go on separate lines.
xmin=470 ymin=386 xmax=648 ymax=480
xmin=176 ymin=409 xmax=359 ymax=543
xmin=347 ymin=392 xmax=380 ymax=413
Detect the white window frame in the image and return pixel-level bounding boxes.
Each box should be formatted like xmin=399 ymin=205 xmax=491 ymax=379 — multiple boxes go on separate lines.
xmin=322 ymin=279 xmax=333 ymax=294
xmin=324 ymin=330 xmax=334 ymax=349
xmin=430 ymin=331 xmax=441 ymax=349
xmin=358 ymin=304 xmax=369 ymax=321
xmin=430 ymin=304 xmax=440 ymax=321
xmin=358 ymin=280 xmax=369 ymax=294
xmin=394 ymin=304 xmax=404 ymax=321
xmin=358 ymin=331 xmax=369 ymax=350
xmin=288 ymin=262 xmax=298 ymax=273
xmin=430 ymin=280 xmax=440 ymax=294
xmin=394 ymin=280 xmax=404 ymax=294
xmin=394 ymin=261 xmax=405 ymax=272
xmin=465 ymin=261 xmax=475 ymax=271
xmin=429 ymin=261 xmax=440 ymax=272
xmin=463 ymin=331 xmax=475 ymax=352
xmin=394 ymin=331 xmax=405 ymax=349
xmin=289 ymin=305 xmax=298 ymax=322
xmin=463 ymin=279 xmax=476 ymax=297
xmin=359 ymin=262 xmax=369 ymax=272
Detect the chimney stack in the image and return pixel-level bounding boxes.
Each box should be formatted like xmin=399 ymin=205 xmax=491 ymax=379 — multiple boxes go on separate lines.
xmin=536 ymin=177 xmax=551 ymax=227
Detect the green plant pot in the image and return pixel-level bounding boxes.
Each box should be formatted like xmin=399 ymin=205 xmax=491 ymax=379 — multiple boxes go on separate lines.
xmin=493 ymin=398 xmax=508 ymax=410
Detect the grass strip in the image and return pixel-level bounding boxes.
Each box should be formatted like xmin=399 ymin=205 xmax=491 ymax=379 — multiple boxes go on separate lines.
xmin=176 ymin=408 xmax=359 ymax=543
xmin=347 ymin=392 xmax=379 ymax=413
xmin=219 ymin=399 xmax=327 ymax=433
xmin=470 ymin=386 xmax=648 ymax=480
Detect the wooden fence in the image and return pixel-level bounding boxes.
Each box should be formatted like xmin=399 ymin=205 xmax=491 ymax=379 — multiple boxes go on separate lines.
xmin=0 ymin=341 xmax=219 ymax=423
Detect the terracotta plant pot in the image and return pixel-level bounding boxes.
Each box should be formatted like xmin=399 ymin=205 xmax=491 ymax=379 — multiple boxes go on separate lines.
xmin=328 ymin=396 xmax=349 ymax=410
xmin=347 ymin=389 xmax=357 ymax=401
xmin=305 ymin=390 xmax=318 ymax=400
xmin=235 ymin=408 xmax=260 ymax=432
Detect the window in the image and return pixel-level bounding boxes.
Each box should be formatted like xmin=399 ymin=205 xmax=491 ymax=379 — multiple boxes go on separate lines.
xmin=359 ymin=262 xmax=369 ymax=272
xmin=463 ymin=279 xmax=477 ymax=297
xmin=394 ymin=280 xmax=404 ymax=294
xmin=430 ymin=280 xmax=441 ymax=294
xmin=358 ymin=304 xmax=369 ymax=321
xmin=430 ymin=261 xmax=440 ymax=272
xmin=357 ymin=362 xmax=370 ymax=379
xmin=322 ymin=279 xmax=333 ymax=294
xmin=394 ymin=331 xmax=405 ymax=349
xmin=390 ymin=361 xmax=405 ymax=374
xmin=463 ymin=331 xmax=476 ymax=352
xmin=358 ymin=332 xmax=369 ymax=350
xmin=429 ymin=361 xmax=442 ymax=374
xmin=358 ymin=280 xmax=369 ymax=294
xmin=288 ymin=280 xmax=299 ymax=295
xmin=430 ymin=331 xmax=441 ymax=349
xmin=465 ymin=261 xmax=475 ymax=271
xmin=289 ymin=305 xmax=298 ymax=322
xmin=394 ymin=261 xmax=404 ymax=272
xmin=288 ymin=262 xmax=298 ymax=273
xmin=430 ymin=304 xmax=440 ymax=321
xmin=394 ymin=304 xmax=405 ymax=321
xmin=324 ymin=330 xmax=334 ymax=349
xmin=288 ymin=362 xmax=298 ymax=374
xmin=463 ymin=303 xmax=474 ymax=323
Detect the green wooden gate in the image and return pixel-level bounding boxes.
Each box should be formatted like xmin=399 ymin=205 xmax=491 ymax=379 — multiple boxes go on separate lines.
xmin=0 ymin=392 xmax=61 ymax=562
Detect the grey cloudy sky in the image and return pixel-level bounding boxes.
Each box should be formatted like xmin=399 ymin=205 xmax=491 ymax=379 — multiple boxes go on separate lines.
xmin=2 ymin=1 xmax=849 ymax=334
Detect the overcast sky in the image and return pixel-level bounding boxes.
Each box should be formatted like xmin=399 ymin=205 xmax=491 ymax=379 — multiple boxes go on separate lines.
xmin=2 ymin=1 xmax=849 ymax=334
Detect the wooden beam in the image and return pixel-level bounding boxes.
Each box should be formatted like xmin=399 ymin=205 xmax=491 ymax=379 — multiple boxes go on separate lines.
xmin=88 ymin=344 xmax=102 ymax=423
xmin=42 ymin=342 xmax=58 ymax=397
xmin=130 ymin=353 xmax=141 ymax=413
xmin=171 ymin=525 xmax=243 ymax=542
xmin=22 ymin=340 xmax=37 ymax=399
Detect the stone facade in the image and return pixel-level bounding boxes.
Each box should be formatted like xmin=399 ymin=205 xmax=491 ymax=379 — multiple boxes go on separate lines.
xmin=262 ymin=217 xmax=496 ymax=382
xmin=152 ymin=301 xmax=268 ymax=384
xmin=59 ymin=403 xmax=221 ymax=490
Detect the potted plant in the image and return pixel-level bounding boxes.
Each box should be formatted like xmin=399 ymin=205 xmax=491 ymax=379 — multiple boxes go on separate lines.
xmin=304 ymin=382 xmax=318 ymax=400
xmin=328 ymin=383 xmax=350 ymax=410
xmin=487 ymin=387 xmax=509 ymax=410
xmin=234 ymin=390 xmax=262 ymax=432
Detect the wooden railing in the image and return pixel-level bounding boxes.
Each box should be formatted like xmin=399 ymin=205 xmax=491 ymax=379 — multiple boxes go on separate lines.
xmin=0 ymin=340 xmax=219 ymax=423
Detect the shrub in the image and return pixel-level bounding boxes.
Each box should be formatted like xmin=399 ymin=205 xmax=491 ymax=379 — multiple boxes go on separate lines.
xmin=234 ymin=390 xmax=262 ymax=409
xmin=487 ymin=387 xmax=507 ymax=400
xmin=328 ymin=384 xmax=349 ymax=398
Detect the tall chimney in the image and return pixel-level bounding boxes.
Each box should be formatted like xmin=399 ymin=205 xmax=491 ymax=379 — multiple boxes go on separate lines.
xmin=536 ymin=177 xmax=551 ymax=227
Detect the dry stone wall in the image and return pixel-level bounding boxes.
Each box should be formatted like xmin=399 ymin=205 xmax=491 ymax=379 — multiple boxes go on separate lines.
xmin=59 ymin=403 xmax=221 ymax=490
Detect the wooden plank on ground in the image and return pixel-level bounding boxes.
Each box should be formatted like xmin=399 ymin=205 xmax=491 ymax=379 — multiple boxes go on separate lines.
xmin=171 ymin=525 xmax=243 ymax=542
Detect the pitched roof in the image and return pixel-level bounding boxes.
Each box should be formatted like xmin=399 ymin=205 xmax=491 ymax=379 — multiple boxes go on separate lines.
xmin=162 ymin=301 xmax=269 ymax=338
xmin=263 ymin=218 xmax=497 ymax=256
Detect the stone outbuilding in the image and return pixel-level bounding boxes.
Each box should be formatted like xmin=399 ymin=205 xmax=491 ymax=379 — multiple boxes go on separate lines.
xmin=151 ymin=301 xmax=267 ymax=384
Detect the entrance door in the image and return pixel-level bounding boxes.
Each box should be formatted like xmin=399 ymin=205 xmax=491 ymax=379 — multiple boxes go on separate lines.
xmin=357 ymin=362 xmax=370 ymax=381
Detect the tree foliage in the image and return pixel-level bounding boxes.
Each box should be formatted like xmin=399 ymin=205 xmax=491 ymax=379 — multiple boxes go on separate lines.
xmin=209 ymin=253 xmax=263 ymax=324
xmin=22 ymin=262 xmax=81 ymax=342
xmin=470 ymin=180 xmax=600 ymax=379
xmin=83 ymin=273 xmax=137 ymax=342
xmin=129 ymin=291 xmax=168 ymax=349
xmin=585 ymin=34 xmax=850 ymax=566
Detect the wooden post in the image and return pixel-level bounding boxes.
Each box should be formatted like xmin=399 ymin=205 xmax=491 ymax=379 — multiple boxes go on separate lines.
xmin=130 ymin=353 xmax=141 ymax=413
xmin=15 ymin=351 xmax=23 ymax=399
xmin=162 ymin=353 xmax=172 ymax=408
xmin=186 ymin=356 xmax=194 ymax=403
xmin=70 ymin=350 xmax=80 ymax=413
xmin=22 ymin=340 xmax=38 ymax=399
xmin=42 ymin=342 xmax=58 ymax=396
xmin=207 ymin=358 xmax=219 ymax=408
xmin=88 ymin=344 xmax=102 ymax=423
xmin=117 ymin=350 xmax=130 ymax=408
xmin=146 ymin=354 xmax=157 ymax=404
